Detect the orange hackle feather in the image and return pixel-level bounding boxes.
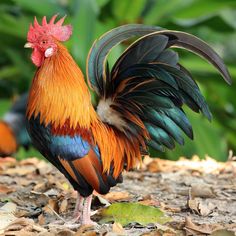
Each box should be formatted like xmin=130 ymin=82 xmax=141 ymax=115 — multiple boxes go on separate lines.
xmin=27 ymin=41 xmax=97 ymax=129
xmin=0 ymin=121 xmax=17 ymax=156
xmin=27 ymin=41 xmax=145 ymax=178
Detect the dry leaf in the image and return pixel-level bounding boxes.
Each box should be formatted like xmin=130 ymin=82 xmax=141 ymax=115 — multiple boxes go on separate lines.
xmin=0 ymin=202 xmax=17 ymax=213
xmin=138 ymin=199 xmax=160 ymax=207
xmin=185 ymin=217 xmax=212 ymax=235
xmin=142 ymin=232 xmax=162 ymax=236
xmin=199 ymin=201 xmax=215 ymax=216
xmin=0 ymin=184 xmax=15 ymax=194
xmin=44 ymin=188 xmax=60 ymax=197
xmin=190 ymin=183 xmax=214 ymax=198
xmin=55 ymin=181 xmax=70 ymax=191
xmin=154 ymin=223 xmax=176 ymax=234
xmin=211 ymin=229 xmax=235 ymax=236
xmin=43 ymin=199 xmax=59 ymax=215
xmin=33 ymin=181 xmax=47 ymax=191
xmin=4 ymin=166 xmax=36 ymax=176
xmin=0 ymin=202 xmax=17 ymax=234
xmin=188 ymin=199 xmax=200 ymax=214
xmin=57 ymin=229 xmax=75 ymax=236
xmin=59 ymin=199 xmax=68 ymax=213
xmin=38 ymin=214 xmax=46 ymax=225
xmin=103 ymin=191 xmax=132 ymax=202
xmin=160 ymin=203 xmax=181 ymax=213
xmin=147 ymin=160 xmax=161 ymax=173
xmin=77 ymin=232 xmax=96 ymax=236
xmin=17 ymin=178 xmax=36 ymax=186
xmin=4 ymin=218 xmax=47 ymax=235
xmin=19 ymin=158 xmax=40 ymax=166
xmin=112 ymin=222 xmax=125 ymax=234
xmin=188 ymin=190 xmax=215 ymax=216
xmin=75 ymin=225 xmax=96 ymax=236
xmin=0 ymin=157 xmax=16 ymax=168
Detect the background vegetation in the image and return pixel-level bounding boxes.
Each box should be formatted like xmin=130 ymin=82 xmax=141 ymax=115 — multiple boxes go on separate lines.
xmin=0 ymin=0 xmax=235 ymax=161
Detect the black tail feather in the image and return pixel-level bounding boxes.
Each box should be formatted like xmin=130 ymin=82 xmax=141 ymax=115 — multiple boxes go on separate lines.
xmin=87 ymin=25 xmax=231 ymax=154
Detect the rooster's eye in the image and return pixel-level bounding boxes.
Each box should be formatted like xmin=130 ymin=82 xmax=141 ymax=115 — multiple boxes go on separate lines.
xmin=42 ymin=41 xmax=47 ymax=44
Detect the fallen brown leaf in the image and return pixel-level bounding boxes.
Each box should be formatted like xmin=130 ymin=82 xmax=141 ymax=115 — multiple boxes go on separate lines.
xmin=112 ymin=222 xmax=125 ymax=234
xmin=0 ymin=202 xmax=17 ymax=234
xmin=103 ymin=191 xmax=132 ymax=202
xmin=59 ymin=199 xmax=68 ymax=214
xmin=4 ymin=218 xmax=47 ymax=235
xmin=188 ymin=185 xmax=216 ymax=217
xmin=142 ymin=232 xmax=162 ymax=236
xmin=0 ymin=184 xmax=15 ymax=194
xmin=147 ymin=160 xmax=161 ymax=173
xmin=138 ymin=199 xmax=160 ymax=207
xmin=43 ymin=199 xmax=59 ymax=215
xmin=0 ymin=157 xmax=16 ymax=168
xmin=57 ymin=229 xmax=75 ymax=236
xmin=19 ymin=157 xmax=40 ymax=166
xmin=38 ymin=213 xmax=46 ymax=225
xmin=33 ymin=181 xmax=47 ymax=191
xmin=154 ymin=223 xmax=177 ymax=235
xmin=185 ymin=217 xmax=213 ymax=235
xmin=75 ymin=225 xmax=96 ymax=236
xmin=188 ymin=199 xmax=200 ymax=214
xmin=190 ymin=183 xmax=215 ymax=198
xmin=4 ymin=166 xmax=36 ymax=176
xmin=211 ymin=229 xmax=235 ymax=236
xmin=198 ymin=201 xmax=215 ymax=216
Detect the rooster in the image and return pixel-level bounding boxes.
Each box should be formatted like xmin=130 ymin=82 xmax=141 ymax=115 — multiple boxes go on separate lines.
xmin=0 ymin=93 xmax=30 ymax=157
xmin=24 ymin=15 xmax=231 ymax=225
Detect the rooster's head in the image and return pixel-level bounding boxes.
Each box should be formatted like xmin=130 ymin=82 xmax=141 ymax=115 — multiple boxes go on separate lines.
xmin=24 ymin=15 xmax=72 ymax=67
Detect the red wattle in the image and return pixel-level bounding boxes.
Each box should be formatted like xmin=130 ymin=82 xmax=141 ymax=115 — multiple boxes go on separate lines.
xmin=31 ymin=48 xmax=44 ymax=67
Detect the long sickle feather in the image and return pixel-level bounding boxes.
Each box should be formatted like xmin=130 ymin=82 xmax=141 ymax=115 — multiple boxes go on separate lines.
xmin=86 ymin=24 xmax=164 ymax=94
xmin=155 ymin=30 xmax=232 ymax=85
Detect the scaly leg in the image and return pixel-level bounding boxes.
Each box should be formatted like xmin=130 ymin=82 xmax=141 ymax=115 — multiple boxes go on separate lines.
xmin=81 ymin=195 xmax=96 ymax=225
xmin=47 ymin=193 xmax=83 ymax=228
xmin=49 ymin=194 xmax=96 ymax=228
xmin=73 ymin=193 xmax=84 ymax=221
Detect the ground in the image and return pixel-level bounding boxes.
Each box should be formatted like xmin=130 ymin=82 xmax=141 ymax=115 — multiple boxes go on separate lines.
xmin=0 ymin=155 xmax=236 ymax=236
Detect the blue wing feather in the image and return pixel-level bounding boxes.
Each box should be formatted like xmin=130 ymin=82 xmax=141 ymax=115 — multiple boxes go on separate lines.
xmin=50 ymin=135 xmax=91 ymax=160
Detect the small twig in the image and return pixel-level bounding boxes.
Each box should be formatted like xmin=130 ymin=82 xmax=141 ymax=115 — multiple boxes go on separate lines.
xmin=32 ymin=224 xmax=48 ymax=233
xmin=47 ymin=205 xmax=66 ymax=223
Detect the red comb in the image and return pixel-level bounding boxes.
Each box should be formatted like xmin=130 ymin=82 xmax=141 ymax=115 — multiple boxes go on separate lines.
xmin=27 ymin=15 xmax=72 ymax=43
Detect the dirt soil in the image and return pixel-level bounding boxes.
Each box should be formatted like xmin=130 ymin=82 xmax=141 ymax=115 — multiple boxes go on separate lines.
xmin=0 ymin=154 xmax=236 ymax=236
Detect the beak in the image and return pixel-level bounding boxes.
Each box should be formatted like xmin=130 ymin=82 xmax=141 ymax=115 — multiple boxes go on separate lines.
xmin=24 ymin=42 xmax=33 ymax=48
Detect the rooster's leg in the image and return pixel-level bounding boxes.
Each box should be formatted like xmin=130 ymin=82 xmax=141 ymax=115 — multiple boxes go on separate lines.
xmin=73 ymin=193 xmax=84 ymax=221
xmin=81 ymin=194 xmax=96 ymax=225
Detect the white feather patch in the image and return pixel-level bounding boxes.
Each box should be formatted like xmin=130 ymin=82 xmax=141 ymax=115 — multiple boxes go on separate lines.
xmin=97 ymin=98 xmax=127 ymax=131
xmin=45 ymin=47 xmax=54 ymax=57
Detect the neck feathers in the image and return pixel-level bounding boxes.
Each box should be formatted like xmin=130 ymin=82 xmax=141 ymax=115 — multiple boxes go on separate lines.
xmin=27 ymin=42 xmax=97 ymax=129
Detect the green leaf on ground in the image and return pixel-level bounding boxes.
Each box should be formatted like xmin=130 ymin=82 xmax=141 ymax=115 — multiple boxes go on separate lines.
xmin=100 ymin=202 xmax=171 ymax=226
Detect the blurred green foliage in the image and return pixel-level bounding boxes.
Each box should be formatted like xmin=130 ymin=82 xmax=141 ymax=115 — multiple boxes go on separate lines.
xmin=0 ymin=0 xmax=235 ymax=161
